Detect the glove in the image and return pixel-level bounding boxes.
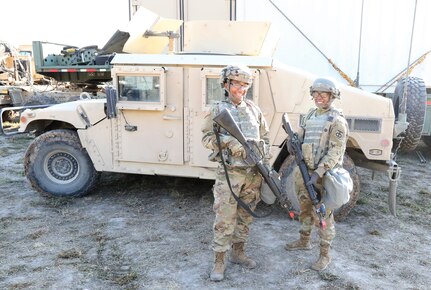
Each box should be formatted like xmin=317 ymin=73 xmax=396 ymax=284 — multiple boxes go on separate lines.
xmin=229 ymin=139 xmax=247 ymax=158
xmin=246 ymin=138 xmax=260 ymax=145
xmin=220 ymin=136 xmax=235 ymax=148
xmin=306 ymin=172 xmax=320 ymax=187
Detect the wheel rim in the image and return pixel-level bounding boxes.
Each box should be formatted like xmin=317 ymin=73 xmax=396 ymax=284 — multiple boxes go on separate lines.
xmin=44 ymin=150 xmax=79 ymax=184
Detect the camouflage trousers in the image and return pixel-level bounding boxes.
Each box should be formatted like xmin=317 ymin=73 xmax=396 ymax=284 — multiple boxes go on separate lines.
xmin=212 ymin=165 xmax=262 ymax=252
xmin=294 ymin=169 xmax=336 ymax=245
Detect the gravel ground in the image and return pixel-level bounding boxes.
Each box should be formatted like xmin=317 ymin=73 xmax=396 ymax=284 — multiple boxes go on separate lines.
xmin=0 ymin=134 xmax=430 ymax=290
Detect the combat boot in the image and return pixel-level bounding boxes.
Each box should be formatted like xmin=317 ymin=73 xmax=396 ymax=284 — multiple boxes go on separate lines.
xmin=210 ymin=251 xmax=226 ymax=281
xmin=285 ymin=231 xmax=312 ymax=251
xmin=311 ymin=242 xmax=331 ymax=271
xmin=229 ymin=242 xmax=257 ymax=269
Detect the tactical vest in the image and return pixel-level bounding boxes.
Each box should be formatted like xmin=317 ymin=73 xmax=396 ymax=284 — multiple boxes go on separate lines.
xmin=302 ymin=108 xmax=343 ymax=169
xmin=218 ymin=100 xmax=260 ymax=140
xmin=217 ymin=100 xmax=261 ymax=167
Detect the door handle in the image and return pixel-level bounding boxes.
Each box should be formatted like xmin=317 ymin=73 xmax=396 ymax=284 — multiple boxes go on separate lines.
xmin=162 ymin=115 xmax=182 ymax=120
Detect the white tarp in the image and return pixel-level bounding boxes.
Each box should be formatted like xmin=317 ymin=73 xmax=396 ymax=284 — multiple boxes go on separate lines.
xmin=237 ymin=0 xmax=431 ymax=92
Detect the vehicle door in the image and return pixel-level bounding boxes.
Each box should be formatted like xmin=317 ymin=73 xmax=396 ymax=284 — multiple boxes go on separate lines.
xmin=112 ymin=66 xmax=184 ymax=165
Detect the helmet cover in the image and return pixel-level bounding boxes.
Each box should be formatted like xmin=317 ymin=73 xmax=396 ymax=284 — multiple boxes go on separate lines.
xmin=310 ymin=77 xmax=341 ymax=99
xmin=219 ymin=65 xmax=253 ymax=88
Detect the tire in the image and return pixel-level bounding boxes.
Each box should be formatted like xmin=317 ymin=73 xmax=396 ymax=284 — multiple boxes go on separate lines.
xmin=279 ymin=155 xmax=300 ymax=216
xmin=393 ymin=77 xmax=427 ymax=152
xmin=333 ymin=154 xmax=361 ymax=221
xmin=279 ymin=154 xmax=360 ymax=221
xmin=24 ymin=129 xmax=100 ymax=197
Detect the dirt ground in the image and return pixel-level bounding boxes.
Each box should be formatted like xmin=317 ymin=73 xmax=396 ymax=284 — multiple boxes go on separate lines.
xmin=0 ymin=133 xmax=430 ymax=290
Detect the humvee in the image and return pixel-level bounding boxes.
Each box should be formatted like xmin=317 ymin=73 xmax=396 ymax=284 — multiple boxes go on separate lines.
xmin=16 ymin=10 xmax=402 ymax=220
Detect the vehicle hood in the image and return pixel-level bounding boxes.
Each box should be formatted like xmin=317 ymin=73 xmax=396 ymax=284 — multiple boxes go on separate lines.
xmin=19 ymin=99 xmax=107 ymax=132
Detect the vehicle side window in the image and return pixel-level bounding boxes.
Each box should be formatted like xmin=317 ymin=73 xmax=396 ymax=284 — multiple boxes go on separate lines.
xmin=206 ymin=77 xmax=221 ymax=105
xmin=118 ymin=75 xmax=160 ymax=102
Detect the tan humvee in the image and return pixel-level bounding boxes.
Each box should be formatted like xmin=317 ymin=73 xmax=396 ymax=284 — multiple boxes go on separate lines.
xmin=17 ymin=9 xmax=401 ymax=219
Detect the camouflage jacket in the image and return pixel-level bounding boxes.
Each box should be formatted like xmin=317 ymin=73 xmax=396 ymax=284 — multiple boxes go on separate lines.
xmin=298 ymin=106 xmax=349 ymax=177
xmin=201 ymin=98 xmax=270 ymax=167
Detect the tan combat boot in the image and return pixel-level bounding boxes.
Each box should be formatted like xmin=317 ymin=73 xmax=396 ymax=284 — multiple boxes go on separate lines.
xmin=311 ymin=242 xmax=331 ymax=271
xmin=210 ymin=251 xmax=226 ymax=281
xmin=285 ymin=231 xmax=312 ymax=251
xmin=229 ymin=242 xmax=257 ymax=269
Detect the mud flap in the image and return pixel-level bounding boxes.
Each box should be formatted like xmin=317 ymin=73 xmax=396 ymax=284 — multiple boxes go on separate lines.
xmin=387 ymin=160 xmax=401 ymax=216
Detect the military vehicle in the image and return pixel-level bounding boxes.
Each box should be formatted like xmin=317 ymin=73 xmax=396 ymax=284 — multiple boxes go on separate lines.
xmin=13 ymin=8 xmax=403 ymax=220
xmin=258 ymin=0 xmax=430 ymax=153
xmin=133 ymin=1 xmax=430 ymax=152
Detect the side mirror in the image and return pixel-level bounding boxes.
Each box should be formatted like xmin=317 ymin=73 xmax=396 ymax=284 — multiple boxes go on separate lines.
xmin=106 ymin=87 xmax=117 ymax=119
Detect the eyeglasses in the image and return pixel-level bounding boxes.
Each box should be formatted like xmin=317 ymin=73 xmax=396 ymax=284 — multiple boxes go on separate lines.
xmin=230 ymin=81 xmax=250 ymax=90
xmin=311 ymin=91 xmax=331 ymax=98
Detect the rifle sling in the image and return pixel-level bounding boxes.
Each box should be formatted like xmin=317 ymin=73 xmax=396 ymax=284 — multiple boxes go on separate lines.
xmin=213 ymin=124 xmax=272 ymax=218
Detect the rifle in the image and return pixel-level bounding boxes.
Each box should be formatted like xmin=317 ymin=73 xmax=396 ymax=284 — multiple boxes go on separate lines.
xmin=213 ymin=109 xmax=292 ymax=212
xmin=281 ymin=113 xmax=327 ymax=229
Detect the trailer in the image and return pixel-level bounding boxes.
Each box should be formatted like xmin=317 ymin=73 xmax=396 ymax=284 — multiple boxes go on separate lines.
xmin=31 ymin=41 xmax=113 ymax=89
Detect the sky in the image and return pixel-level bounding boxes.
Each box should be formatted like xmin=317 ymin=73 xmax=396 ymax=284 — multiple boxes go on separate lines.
xmin=3 ymin=0 xmax=130 ymax=48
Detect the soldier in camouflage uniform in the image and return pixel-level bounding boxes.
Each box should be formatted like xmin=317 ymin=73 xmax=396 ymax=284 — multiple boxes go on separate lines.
xmin=285 ymin=77 xmax=349 ymax=271
xmin=201 ymin=65 xmax=270 ymax=281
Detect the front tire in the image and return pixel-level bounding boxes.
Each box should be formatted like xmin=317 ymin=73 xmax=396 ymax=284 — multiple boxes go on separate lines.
xmin=279 ymin=154 xmax=360 ymax=221
xmin=24 ymin=129 xmax=100 ymax=197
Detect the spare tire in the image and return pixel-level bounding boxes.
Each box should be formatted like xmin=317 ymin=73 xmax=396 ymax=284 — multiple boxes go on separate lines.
xmin=393 ymin=77 xmax=427 ymax=152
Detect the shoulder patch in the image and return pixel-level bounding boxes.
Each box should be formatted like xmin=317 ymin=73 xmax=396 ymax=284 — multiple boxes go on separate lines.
xmin=335 ymin=130 xmax=344 ymax=139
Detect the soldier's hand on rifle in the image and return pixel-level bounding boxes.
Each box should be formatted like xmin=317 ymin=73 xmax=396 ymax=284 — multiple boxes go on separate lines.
xmin=219 ymin=136 xmax=236 ymax=149
xmin=246 ymin=138 xmax=259 ymax=144
xmin=229 ymin=140 xmax=247 ymax=158
xmin=306 ymin=172 xmax=320 ymax=187
xmin=286 ymin=139 xmax=295 ymax=155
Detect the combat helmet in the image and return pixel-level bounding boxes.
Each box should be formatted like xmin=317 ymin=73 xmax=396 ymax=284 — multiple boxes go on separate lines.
xmin=219 ymin=65 xmax=253 ymax=88
xmin=310 ymin=77 xmax=341 ymax=99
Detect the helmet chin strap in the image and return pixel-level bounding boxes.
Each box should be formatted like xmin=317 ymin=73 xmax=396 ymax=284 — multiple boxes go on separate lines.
xmin=223 ymin=87 xmax=229 ymax=97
